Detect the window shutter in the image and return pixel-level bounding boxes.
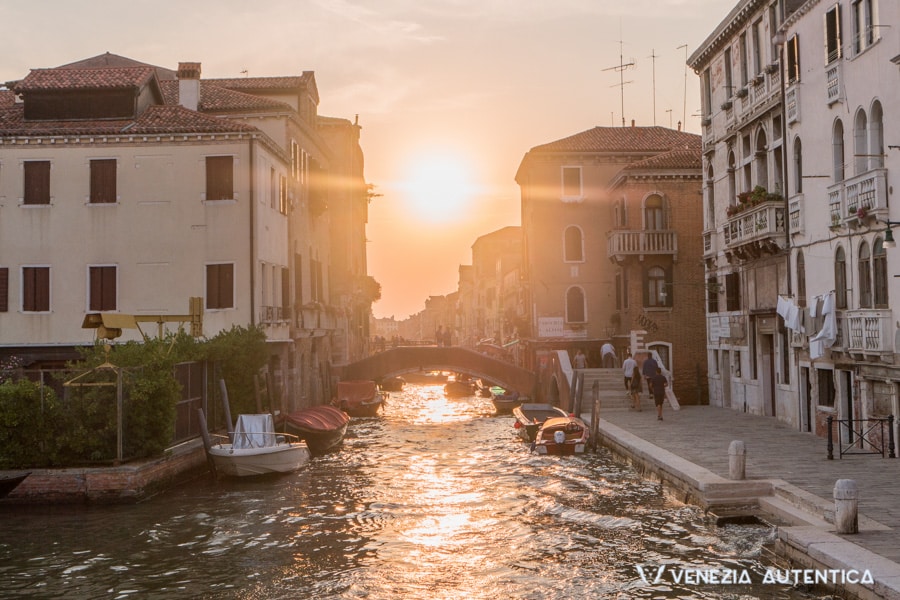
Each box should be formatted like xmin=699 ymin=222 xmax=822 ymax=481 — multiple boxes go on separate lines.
xmin=642 ymin=267 xmax=650 ymax=307
xmin=24 ymin=161 xmax=50 ymax=204
xmin=0 ymin=268 xmax=7 ymax=312
xmin=665 ymin=266 xmax=674 ymax=307
xmin=206 ymin=265 xmax=220 ymax=309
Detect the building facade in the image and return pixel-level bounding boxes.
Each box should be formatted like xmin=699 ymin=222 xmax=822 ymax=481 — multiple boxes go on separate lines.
xmin=516 ymin=125 xmax=707 ymax=398
xmin=0 ymin=53 xmax=371 ymax=410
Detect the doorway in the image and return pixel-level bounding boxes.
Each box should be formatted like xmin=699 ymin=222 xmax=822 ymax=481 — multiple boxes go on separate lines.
xmin=799 ymin=366 xmax=812 ymax=432
xmin=721 ymin=350 xmax=732 ymax=408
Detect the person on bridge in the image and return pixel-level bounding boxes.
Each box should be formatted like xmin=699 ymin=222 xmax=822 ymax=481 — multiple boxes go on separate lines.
xmin=649 ymin=367 xmax=668 ymax=421
xmin=601 ymin=342 xmax=617 ymax=368
xmin=573 ymin=348 xmax=587 ymax=369
xmin=628 ymin=364 xmax=642 ymax=412
xmin=622 ymin=352 xmax=637 ymax=393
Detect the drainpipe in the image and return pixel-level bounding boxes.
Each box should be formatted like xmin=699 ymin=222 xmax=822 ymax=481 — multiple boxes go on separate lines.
xmin=776 ymin=29 xmax=792 ymax=297
xmin=249 ymin=137 xmax=256 ymax=326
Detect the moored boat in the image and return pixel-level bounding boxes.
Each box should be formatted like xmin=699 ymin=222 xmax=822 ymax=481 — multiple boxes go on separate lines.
xmin=336 ymin=380 xmax=385 ymax=417
xmin=378 ymin=376 xmax=405 ymax=392
xmin=206 ymin=414 xmax=310 ymax=477
xmin=0 ymin=472 xmax=31 ymax=498
xmin=282 ymin=405 xmax=350 ymax=455
xmin=489 ymin=387 xmax=523 ymax=415
xmin=512 ymin=403 xmax=569 ymax=442
xmin=444 ymin=375 xmax=474 ymax=397
xmin=531 ymin=416 xmax=589 ymax=455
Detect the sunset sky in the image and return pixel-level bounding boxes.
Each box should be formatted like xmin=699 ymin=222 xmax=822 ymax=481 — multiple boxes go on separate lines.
xmin=0 ymin=0 xmax=729 ymax=319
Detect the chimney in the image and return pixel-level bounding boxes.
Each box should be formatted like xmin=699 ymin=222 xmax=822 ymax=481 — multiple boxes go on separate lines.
xmin=631 ymin=119 xmax=635 ymax=127
xmin=177 ymin=62 xmax=201 ymax=111
xmin=677 ymin=120 xmax=682 ymax=132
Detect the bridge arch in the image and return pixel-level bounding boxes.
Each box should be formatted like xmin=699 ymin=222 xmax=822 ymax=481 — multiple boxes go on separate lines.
xmin=338 ymin=346 xmax=538 ymax=397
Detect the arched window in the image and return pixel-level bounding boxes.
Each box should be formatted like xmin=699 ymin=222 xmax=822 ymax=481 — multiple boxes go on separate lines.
xmin=796 ymin=251 xmax=807 ymax=308
xmin=644 ymin=194 xmax=666 ymax=230
xmin=870 ymin=100 xmax=884 ymax=170
xmin=835 ymin=246 xmax=848 ymax=309
xmin=874 ymin=238 xmax=888 ymax=307
xmin=833 ymin=119 xmax=845 ymax=182
xmin=793 ymin=137 xmax=803 ymax=194
xmin=755 ymin=129 xmax=768 ymax=190
xmin=644 ymin=266 xmax=671 ymax=307
xmin=858 ymin=241 xmax=872 ymax=308
xmin=727 ymin=151 xmax=737 ymax=206
xmin=566 ymin=286 xmax=586 ymax=323
xmin=564 ymin=226 xmax=584 ymax=262
xmin=706 ymin=164 xmax=715 ymax=229
xmin=854 ymin=109 xmax=868 ymax=175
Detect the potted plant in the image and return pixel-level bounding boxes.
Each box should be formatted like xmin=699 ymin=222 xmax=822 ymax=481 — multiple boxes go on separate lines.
xmin=856 ymin=206 xmax=869 ymax=219
xmin=721 ymin=100 xmax=733 ymax=110
xmin=765 ymin=63 xmax=780 ymax=75
xmin=735 ymin=87 xmax=749 ymax=99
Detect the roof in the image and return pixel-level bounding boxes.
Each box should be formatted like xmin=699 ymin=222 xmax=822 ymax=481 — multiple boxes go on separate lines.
xmin=0 ymin=103 xmax=259 ymax=136
xmin=207 ymin=72 xmax=319 ymax=104
xmin=621 ymin=146 xmax=702 ymax=172
xmin=56 ymin=52 xmax=178 ymax=80
xmin=158 ymin=80 xmax=293 ymax=113
xmin=528 ymin=126 xmax=700 ymax=154
xmin=14 ymin=66 xmax=158 ymax=92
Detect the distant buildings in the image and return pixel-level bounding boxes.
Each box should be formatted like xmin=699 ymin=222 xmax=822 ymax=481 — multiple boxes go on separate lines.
xmin=691 ymin=0 xmax=900 ymax=440
xmin=516 ymin=125 xmax=707 ymax=400
xmin=0 ymin=53 xmax=372 ymax=410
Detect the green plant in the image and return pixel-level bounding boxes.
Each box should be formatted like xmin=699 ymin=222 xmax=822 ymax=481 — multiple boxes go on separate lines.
xmin=0 ymin=378 xmax=63 ymax=468
xmin=201 ymin=325 xmax=270 ymax=416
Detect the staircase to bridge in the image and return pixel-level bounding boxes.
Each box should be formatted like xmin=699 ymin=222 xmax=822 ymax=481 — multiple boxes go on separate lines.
xmin=573 ymin=368 xmax=631 ymax=411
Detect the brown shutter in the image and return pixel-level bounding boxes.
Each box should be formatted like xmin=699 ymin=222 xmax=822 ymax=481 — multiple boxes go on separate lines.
xmin=0 ymin=268 xmax=8 ymax=312
xmin=206 ymin=156 xmax=234 ymax=201
xmin=206 ymin=265 xmax=220 ymax=309
xmin=24 ymin=161 xmax=51 ymax=204
xmin=90 ymin=160 xmax=117 ymax=204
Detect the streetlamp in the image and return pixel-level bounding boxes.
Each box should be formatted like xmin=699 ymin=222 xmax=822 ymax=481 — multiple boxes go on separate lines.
xmin=881 ymin=220 xmax=900 ymax=248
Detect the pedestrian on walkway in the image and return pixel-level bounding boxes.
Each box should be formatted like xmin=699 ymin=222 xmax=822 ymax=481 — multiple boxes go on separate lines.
xmin=629 ymin=364 xmax=643 ymax=411
xmin=573 ymin=348 xmax=587 ymax=369
xmin=649 ymin=367 xmax=668 ymax=421
xmin=601 ymin=342 xmax=617 ymax=368
xmin=641 ymin=352 xmax=658 ymax=386
xmin=622 ymin=352 xmax=636 ymax=392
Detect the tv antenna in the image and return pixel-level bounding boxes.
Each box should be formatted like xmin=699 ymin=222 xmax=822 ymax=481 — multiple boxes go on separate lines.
xmin=603 ymin=38 xmax=635 ymax=127
xmin=649 ymin=49 xmax=658 ymax=126
xmin=677 ymin=44 xmax=689 ymax=128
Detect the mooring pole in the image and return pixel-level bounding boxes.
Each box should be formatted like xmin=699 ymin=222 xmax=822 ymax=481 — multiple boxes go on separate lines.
xmin=590 ymin=381 xmax=600 ymax=452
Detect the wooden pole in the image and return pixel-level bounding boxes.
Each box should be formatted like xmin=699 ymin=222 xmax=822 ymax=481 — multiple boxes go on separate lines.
xmin=196 ymin=408 xmax=217 ymax=477
xmin=219 ymin=379 xmax=234 ymax=442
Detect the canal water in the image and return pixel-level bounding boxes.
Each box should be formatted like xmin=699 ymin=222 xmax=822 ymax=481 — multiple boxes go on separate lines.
xmin=2 ymin=385 xmax=827 ymax=599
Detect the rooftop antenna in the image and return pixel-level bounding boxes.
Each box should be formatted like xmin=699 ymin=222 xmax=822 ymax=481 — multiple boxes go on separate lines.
xmin=677 ymin=44 xmax=688 ymax=128
xmin=603 ymin=33 xmax=635 ymax=127
xmin=666 ymin=109 xmax=673 ymax=128
xmin=649 ymin=49 xmax=658 ymax=126
xmin=240 ymin=69 xmax=249 ymax=77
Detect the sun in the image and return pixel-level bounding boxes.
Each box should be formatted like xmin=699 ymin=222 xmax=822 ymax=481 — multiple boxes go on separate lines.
xmin=400 ymin=154 xmax=476 ymax=224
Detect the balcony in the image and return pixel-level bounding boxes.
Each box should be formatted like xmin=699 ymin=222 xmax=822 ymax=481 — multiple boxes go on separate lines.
xmin=827 ymin=169 xmax=888 ymax=227
xmin=789 ymin=193 xmax=804 ymax=236
xmin=845 ymin=309 xmax=893 ymax=357
xmin=607 ymin=229 xmax=677 ymax=263
xmin=826 ymin=61 xmax=842 ymax=104
xmin=786 ymin=84 xmax=800 ymax=124
xmin=723 ymin=200 xmax=787 ymax=262
xmin=703 ymin=230 xmax=716 ymax=259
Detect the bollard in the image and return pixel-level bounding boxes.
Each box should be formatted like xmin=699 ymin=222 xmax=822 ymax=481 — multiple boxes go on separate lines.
xmin=728 ymin=440 xmax=746 ymax=480
xmin=833 ymin=479 xmax=859 ymax=534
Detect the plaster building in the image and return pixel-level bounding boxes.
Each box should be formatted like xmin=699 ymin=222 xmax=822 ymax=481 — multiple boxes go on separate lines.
xmin=469 ymin=226 xmax=524 ymax=348
xmin=0 ymin=53 xmax=371 ymax=410
xmin=516 ymin=125 xmax=706 ymax=398
xmin=691 ymin=0 xmax=900 ymax=444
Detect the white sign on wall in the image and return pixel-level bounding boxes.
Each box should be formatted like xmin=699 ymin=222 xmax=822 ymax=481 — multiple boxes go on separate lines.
xmin=538 ymin=317 xmax=564 ymax=338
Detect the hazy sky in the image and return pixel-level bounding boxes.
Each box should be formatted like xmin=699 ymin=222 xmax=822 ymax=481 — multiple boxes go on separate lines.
xmin=0 ymin=0 xmax=729 ymax=319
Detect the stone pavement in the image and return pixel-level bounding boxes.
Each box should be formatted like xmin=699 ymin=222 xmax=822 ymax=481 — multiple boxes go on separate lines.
xmin=584 ymin=401 xmax=900 ymax=598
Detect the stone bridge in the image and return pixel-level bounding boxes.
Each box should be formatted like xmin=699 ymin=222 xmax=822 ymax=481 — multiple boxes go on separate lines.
xmin=337 ymin=346 xmax=538 ymax=397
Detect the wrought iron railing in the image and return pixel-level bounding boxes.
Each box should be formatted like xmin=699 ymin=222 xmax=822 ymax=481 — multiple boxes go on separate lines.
xmin=827 ymin=415 xmax=896 ymax=459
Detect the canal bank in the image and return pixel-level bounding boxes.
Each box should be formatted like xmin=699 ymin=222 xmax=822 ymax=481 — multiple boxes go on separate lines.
xmin=591 ymin=404 xmax=900 ymax=600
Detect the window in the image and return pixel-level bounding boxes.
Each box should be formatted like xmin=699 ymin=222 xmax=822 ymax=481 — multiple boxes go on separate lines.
xmin=0 ymin=267 xmax=8 ymax=312
xmin=707 ymin=276 xmax=719 ymax=313
xmin=270 ymin=167 xmax=277 ymax=209
xmin=852 ymin=0 xmax=876 ymax=55
xmin=89 ymin=266 xmax=117 ymax=311
xmin=755 ymin=130 xmax=768 ymax=191
xmin=206 ymin=156 xmax=234 ymax=201
xmin=793 ymin=137 xmax=803 ymax=194
xmin=854 ymin=109 xmax=868 ymax=175
xmin=869 ymin=101 xmax=884 ymax=170
xmin=644 ymin=194 xmax=666 ymax=230
xmin=564 ymin=226 xmax=584 ymax=262
xmin=727 ymin=151 xmax=736 ymax=205
xmin=23 ymin=161 xmax=50 ymax=205
xmin=614 ymin=197 xmax=627 ymax=227
xmin=833 ymin=119 xmax=845 ymax=183
xmin=644 ymin=266 xmax=671 ymax=308
xmin=786 ymin=35 xmax=800 ymax=83
xmin=566 ymin=286 xmax=585 ymax=323
xmin=751 ymin=19 xmax=763 ymax=75
xmin=725 ymin=272 xmax=741 ymax=311
xmin=706 ymin=165 xmax=715 ymax=228
xmin=206 ymin=263 xmax=234 ymax=309
xmin=835 ymin=246 xmax=848 ymax=309
xmin=858 ymin=241 xmax=872 ymax=308
xmin=739 ymin=32 xmax=749 ymax=86
xmin=874 ymin=238 xmax=888 ymax=307
xmin=825 ymin=4 xmax=842 ymax=64
xmin=796 ymin=251 xmax=807 ymax=308
xmin=648 ymin=343 xmax=671 ymax=371
xmin=561 ymin=167 xmax=582 ymax=200
xmin=817 ymin=368 xmax=835 ymax=407
xmin=281 ymin=267 xmax=291 ymax=313
xmin=724 ymin=47 xmax=733 ymax=97
xmin=22 ymin=266 xmax=50 ymax=312
xmin=90 ymin=159 xmax=116 ymax=204
xmin=279 ymin=175 xmax=288 ymax=215
xmin=702 ymin=68 xmax=712 ymax=116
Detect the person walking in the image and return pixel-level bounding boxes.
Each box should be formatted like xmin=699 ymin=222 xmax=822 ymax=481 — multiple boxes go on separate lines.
xmin=641 ymin=352 xmax=659 ymax=387
xmin=622 ymin=352 xmax=637 ymax=394
xmin=573 ymin=348 xmax=587 ymax=369
xmin=601 ymin=342 xmax=617 ymax=368
xmin=649 ymin=367 xmax=668 ymax=421
xmin=629 ymin=364 xmax=643 ymax=411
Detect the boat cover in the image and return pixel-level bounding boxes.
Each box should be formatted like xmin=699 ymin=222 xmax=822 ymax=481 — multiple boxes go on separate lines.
xmin=284 ymin=405 xmax=350 ymax=432
xmin=337 ymin=380 xmax=377 ymax=405
xmin=233 ymin=414 xmax=276 ymax=449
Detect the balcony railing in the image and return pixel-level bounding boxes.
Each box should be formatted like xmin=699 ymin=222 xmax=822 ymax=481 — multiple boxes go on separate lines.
xmin=723 ymin=200 xmax=786 ymax=249
xmin=786 ymin=84 xmax=800 ymax=124
xmin=827 ymin=169 xmax=888 ymax=226
xmin=703 ymin=230 xmax=716 ymax=258
xmin=789 ymin=193 xmax=804 ymax=235
xmin=607 ymin=230 xmax=677 ymax=260
xmin=845 ymin=309 xmax=893 ymax=355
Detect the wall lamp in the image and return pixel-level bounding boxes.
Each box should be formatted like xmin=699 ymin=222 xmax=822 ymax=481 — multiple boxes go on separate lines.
xmin=882 ymin=220 xmax=900 ymax=248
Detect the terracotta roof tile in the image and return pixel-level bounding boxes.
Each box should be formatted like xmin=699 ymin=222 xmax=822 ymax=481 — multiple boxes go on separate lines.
xmin=0 ymin=90 xmax=16 ymax=108
xmin=205 ymin=74 xmax=314 ymax=91
xmin=530 ymin=126 xmax=701 ymax=154
xmin=158 ymin=80 xmax=293 ymax=113
xmin=0 ymin=103 xmax=258 ymax=136
xmin=622 ymin=146 xmax=702 ymax=171
xmin=14 ymin=66 xmax=157 ymax=92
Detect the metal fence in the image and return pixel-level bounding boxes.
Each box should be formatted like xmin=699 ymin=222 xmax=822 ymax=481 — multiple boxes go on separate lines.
xmin=826 ymin=415 xmax=896 ymax=459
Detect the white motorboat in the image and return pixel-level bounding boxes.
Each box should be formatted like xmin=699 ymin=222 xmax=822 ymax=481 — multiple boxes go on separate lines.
xmin=207 ymin=414 xmax=310 ymax=477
